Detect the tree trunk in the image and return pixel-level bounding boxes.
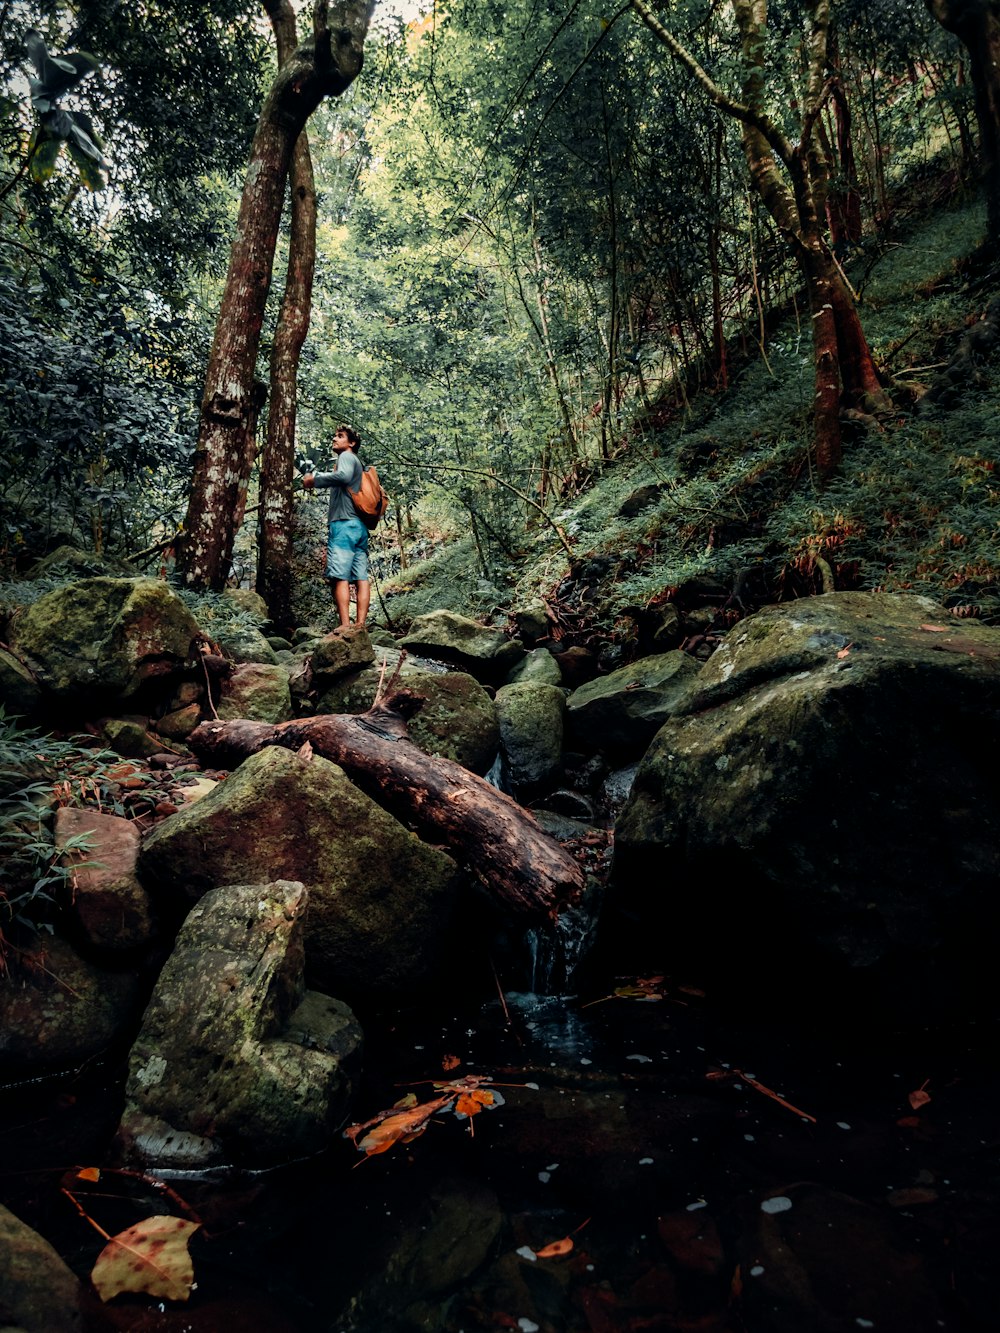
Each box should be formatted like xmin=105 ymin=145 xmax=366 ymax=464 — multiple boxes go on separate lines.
xmin=257 ymin=1 xmax=318 ymax=633
xmin=927 ymin=0 xmax=1000 ymax=246
xmin=178 ymin=1 xmax=375 ymax=591
xmin=188 ymin=700 xmax=585 ymax=918
xmin=631 ymin=0 xmax=889 ymax=480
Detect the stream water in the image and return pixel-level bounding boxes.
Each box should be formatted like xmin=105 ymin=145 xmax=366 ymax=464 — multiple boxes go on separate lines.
xmin=2 ymin=939 xmax=997 ymax=1333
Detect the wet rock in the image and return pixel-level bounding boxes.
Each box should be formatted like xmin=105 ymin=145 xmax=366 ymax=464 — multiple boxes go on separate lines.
xmin=602 ymin=762 xmax=639 ymax=818
xmin=139 ymin=746 xmax=460 ymax=997
xmin=495 ymin=681 xmax=565 ymax=797
xmin=566 ymin=651 xmax=700 ymax=759
xmin=400 ymin=609 xmax=525 ymax=682
xmin=115 ymin=880 xmax=362 ymax=1169
xmin=309 ymin=625 xmax=376 ymax=684
xmin=738 ymin=1183 xmax=948 ymax=1332
xmin=211 ymin=622 xmax=278 ymax=665
xmin=338 ymin=1179 xmax=502 ymax=1329
xmin=318 ymin=665 xmax=499 ymax=775
xmin=650 ymin=601 xmax=683 ymax=650
xmin=537 ymin=789 xmax=595 ymax=821
xmin=0 ymin=1202 xmax=84 ymax=1331
xmin=100 ymin=715 xmax=162 ymax=758
xmin=224 ymin=587 xmax=269 ymax=621
xmin=506 ymin=646 xmax=563 ymax=687
xmin=153 ymin=701 xmax=202 ymax=740
xmin=0 ymin=933 xmax=142 ymax=1074
xmin=514 ymin=600 xmax=552 ymax=645
xmin=54 ymin=808 xmax=156 ymax=952
xmin=367 ymin=625 xmax=397 ymax=648
xmin=217 ymin=662 xmax=293 ymax=723
xmin=551 ymin=643 xmax=599 ymax=688
xmin=9 ymin=577 xmax=200 ymax=709
xmin=614 ymin=592 xmax=1000 ymax=1020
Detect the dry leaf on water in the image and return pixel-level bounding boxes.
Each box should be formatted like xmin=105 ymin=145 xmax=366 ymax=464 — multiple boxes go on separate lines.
xmin=91 ymin=1215 xmax=200 ymax=1303
xmin=534 ymin=1237 xmax=574 ymax=1258
xmin=908 ymin=1084 xmax=932 ymax=1110
xmin=346 ymin=1094 xmax=452 ymax=1156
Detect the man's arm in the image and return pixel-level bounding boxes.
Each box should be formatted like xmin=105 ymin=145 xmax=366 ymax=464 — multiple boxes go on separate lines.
xmin=303 ymin=453 xmax=359 ymax=490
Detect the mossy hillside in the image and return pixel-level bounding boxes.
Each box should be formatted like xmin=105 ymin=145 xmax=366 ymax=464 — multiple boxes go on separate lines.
xmin=390 ymin=195 xmax=999 ymax=638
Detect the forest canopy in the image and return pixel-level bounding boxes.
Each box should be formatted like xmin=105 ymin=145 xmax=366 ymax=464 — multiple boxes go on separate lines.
xmin=2 ymin=0 xmax=997 ymax=624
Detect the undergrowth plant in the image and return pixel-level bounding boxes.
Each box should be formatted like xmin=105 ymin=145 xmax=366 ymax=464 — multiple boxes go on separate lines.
xmin=0 ymin=710 xmax=127 ymax=968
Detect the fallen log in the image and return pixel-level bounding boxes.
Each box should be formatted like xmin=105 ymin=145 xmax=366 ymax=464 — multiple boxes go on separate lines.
xmin=188 ymin=696 xmax=584 ymax=919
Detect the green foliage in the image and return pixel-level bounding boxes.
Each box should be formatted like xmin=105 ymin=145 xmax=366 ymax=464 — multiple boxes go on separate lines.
xmin=0 ymin=709 xmax=106 ymax=951
xmin=23 ymin=29 xmax=109 ymax=190
xmin=0 ymin=270 xmax=199 ymax=566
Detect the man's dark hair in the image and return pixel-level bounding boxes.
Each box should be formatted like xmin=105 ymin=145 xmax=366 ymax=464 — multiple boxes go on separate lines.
xmin=337 ymin=423 xmax=360 ymax=449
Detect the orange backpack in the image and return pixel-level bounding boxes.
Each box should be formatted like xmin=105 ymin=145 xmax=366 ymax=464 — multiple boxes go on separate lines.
xmin=351 ymin=462 xmax=390 ymax=530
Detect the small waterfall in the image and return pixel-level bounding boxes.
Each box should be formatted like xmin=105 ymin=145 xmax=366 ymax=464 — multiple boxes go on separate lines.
xmin=523 ymin=897 xmax=597 ymax=994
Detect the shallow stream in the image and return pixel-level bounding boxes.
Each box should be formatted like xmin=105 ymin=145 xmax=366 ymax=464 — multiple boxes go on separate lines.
xmin=2 ymin=955 xmax=997 ymax=1333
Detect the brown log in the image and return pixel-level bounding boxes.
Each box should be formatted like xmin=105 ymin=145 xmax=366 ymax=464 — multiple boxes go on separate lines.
xmin=188 ymin=699 xmax=584 ymax=919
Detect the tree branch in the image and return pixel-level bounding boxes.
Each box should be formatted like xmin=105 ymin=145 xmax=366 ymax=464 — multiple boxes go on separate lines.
xmin=629 ymin=0 xmax=795 ymax=165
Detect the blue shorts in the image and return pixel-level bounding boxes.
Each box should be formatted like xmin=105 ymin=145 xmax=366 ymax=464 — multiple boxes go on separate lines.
xmin=326 ymin=517 xmax=370 ymax=581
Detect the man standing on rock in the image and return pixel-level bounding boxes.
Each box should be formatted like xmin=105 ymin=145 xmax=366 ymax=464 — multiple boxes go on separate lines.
xmin=302 ymin=425 xmax=370 ymax=628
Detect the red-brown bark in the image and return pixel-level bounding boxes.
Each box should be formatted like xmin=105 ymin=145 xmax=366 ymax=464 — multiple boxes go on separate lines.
xmin=257 ymin=1 xmax=319 ymax=632
xmin=178 ymin=2 xmax=375 ymax=591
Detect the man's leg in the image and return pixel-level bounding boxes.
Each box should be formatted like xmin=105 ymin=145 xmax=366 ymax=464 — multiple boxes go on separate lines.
xmin=356 ymin=579 xmax=370 ymax=626
xmin=333 ymin=579 xmax=351 ymax=627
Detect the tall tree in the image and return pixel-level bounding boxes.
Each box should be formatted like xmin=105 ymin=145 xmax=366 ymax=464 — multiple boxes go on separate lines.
xmin=631 ymin=0 xmax=888 ymax=477
xmin=256 ymin=0 xmax=318 ymax=631
xmin=178 ymin=0 xmax=375 ymax=591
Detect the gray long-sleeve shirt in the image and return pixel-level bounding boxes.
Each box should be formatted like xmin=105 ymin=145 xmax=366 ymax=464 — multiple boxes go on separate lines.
xmin=311 ymin=450 xmax=363 ymax=522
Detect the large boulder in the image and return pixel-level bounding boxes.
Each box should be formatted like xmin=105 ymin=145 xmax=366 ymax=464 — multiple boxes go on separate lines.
xmin=495 ymin=681 xmax=565 ymax=798
xmin=116 ymin=880 xmax=362 ymax=1168
xmin=0 ymin=1203 xmax=85 ymax=1331
xmin=566 ymin=651 xmax=700 ymax=758
xmin=139 ymin=746 xmax=461 ymax=997
xmin=400 ymin=610 xmax=525 ymax=682
xmin=613 ymin=593 xmax=1000 ymax=1019
xmin=0 ymin=934 xmax=143 ymax=1073
xmin=217 ymin=662 xmax=293 ymax=723
xmin=309 ymin=625 xmax=376 ymax=684
xmin=317 ymin=663 xmax=500 ymax=775
xmin=9 ymin=577 xmax=200 ymax=709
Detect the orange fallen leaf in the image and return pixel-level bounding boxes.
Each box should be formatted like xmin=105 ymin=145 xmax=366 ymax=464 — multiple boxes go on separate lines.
xmin=90 ymin=1215 xmax=200 ymax=1303
xmin=908 ymin=1086 xmax=931 ymax=1110
xmin=441 ymin=1053 xmax=461 ymax=1072
xmin=348 ymin=1096 xmax=452 ymax=1156
xmin=534 ymin=1237 xmax=574 ymax=1259
xmin=454 ymin=1089 xmax=497 ymax=1118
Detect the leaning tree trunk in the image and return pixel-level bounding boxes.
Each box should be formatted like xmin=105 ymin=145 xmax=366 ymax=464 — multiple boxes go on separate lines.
xmin=178 ymin=1 xmax=375 ymax=591
xmin=927 ymin=0 xmax=1000 ymax=249
xmin=257 ymin=0 xmax=319 ymax=632
xmin=188 ymin=698 xmax=585 ymax=918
